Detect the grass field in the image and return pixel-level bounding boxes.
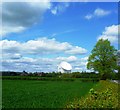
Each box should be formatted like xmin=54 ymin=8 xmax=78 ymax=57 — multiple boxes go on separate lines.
xmin=2 ymin=79 xmax=97 ymax=108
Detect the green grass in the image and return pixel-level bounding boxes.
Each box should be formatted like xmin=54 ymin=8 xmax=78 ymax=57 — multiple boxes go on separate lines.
xmin=2 ymin=79 xmax=97 ymax=108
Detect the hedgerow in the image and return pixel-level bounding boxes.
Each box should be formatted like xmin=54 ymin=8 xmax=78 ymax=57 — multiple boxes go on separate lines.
xmin=2 ymin=76 xmax=100 ymax=82
xmin=65 ymin=80 xmax=119 ymax=109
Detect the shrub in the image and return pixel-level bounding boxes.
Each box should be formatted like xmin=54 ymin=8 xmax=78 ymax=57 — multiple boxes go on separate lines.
xmin=80 ymin=78 xmax=100 ymax=82
xmin=65 ymin=80 xmax=119 ymax=109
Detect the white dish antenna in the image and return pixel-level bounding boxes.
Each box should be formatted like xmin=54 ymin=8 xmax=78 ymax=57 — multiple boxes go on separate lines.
xmin=58 ymin=61 xmax=72 ymax=73
xmin=60 ymin=61 xmax=72 ymax=70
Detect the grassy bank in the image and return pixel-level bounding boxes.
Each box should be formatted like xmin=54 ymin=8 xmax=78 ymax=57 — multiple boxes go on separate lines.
xmin=66 ymin=80 xmax=119 ymax=109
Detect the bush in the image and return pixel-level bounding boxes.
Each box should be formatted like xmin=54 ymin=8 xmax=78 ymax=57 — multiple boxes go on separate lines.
xmin=2 ymin=76 xmax=75 ymax=81
xmin=80 ymin=78 xmax=100 ymax=82
xmin=65 ymin=80 xmax=119 ymax=109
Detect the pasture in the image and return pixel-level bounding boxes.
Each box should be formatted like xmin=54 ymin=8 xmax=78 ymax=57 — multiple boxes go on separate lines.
xmin=2 ymin=79 xmax=97 ymax=108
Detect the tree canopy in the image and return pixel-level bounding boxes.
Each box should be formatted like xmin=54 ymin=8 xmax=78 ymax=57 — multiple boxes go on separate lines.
xmin=87 ymin=39 xmax=117 ymax=79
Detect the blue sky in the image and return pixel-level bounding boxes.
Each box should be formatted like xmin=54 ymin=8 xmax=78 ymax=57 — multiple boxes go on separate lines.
xmin=0 ymin=2 xmax=119 ymax=72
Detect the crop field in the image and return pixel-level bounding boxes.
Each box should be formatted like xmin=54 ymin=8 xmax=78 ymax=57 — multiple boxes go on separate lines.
xmin=2 ymin=79 xmax=97 ymax=108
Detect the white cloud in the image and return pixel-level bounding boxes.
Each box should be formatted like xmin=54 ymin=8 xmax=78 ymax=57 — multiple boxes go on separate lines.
xmin=1 ymin=37 xmax=87 ymax=55
xmin=1 ymin=37 xmax=88 ymax=72
xmin=56 ymin=56 xmax=77 ymax=62
xmin=102 ymin=25 xmax=118 ymax=35
xmin=1 ymin=2 xmax=50 ymax=36
xmin=81 ymin=56 xmax=88 ymax=61
xmin=74 ymin=67 xmax=82 ymax=70
xmin=2 ymin=26 xmax=26 ymax=36
xmin=85 ymin=8 xmax=111 ymax=20
xmin=1 ymin=2 xmax=70 ymax=36
xmin=51 ymin=29 xmax=78 ymax=37
xmin=51 ymin=6 xmax=57 ymax=15
xmin=97 ymin=24 xmax=119 ymax=43
xmin=94 ymin=8 xmax=111 ymax=16
xmin=1 ymin=53 xmax=22 ymax=60
xmin=50 ymin=2 xmax=69 ymax=15
xmin=1 ymin=54 xmax=89 ymax=72
xmin=67 ymin=56 xmax=77 ymax=61
xmin=65 ymin=46 xmax=87 ymax=55
xmin=85 ymin=14 xmax=93 ymax=20
xmin=98 ymin=35 xmax=117 ymax=43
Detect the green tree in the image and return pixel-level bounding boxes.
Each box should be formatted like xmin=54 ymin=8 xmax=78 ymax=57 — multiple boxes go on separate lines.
xmin=87 ymin=39 xmax=117 ymax=79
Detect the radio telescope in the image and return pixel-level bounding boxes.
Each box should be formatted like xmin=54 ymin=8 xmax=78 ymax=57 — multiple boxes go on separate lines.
xmin=58 ymin=61 xmax=72 ymax=73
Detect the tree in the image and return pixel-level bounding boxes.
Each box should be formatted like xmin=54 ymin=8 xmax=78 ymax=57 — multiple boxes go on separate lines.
xmin=87 ymin=39 xmax=117 ymax=79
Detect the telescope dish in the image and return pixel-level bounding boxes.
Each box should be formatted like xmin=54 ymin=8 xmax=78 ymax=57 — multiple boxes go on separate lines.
xmin=59 ymin=61 xmax=72 ymax=71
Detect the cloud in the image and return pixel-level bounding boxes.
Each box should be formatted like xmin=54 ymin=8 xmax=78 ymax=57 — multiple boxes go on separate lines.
xmin=51 ymin=2 xmax=69 ymax=15
xmin=51 ymin=6 xmax=57 ymax=15
xmin=85 ymin=8 xmax=111 ymax=20
xmin=80 ymin=56 xmax=88 ymax=61
xmin=0 ymin=40 xmax=21 ymax=53
xmin=1 ymin=37 xmax=87 ymax=55
xmin=1 ymin=55 xmax=88 ymax=72
xmin=102 ymin=25 xmax=118 ymax=35
xmin=97 ymin=24 xmax=119 ymax=43
xmin=1 ymin=53 xmax=22 ymax=60
xmin=1 ymin=37 xmax=88 ymax=72
xmin=1 ymin=1 xmax=50 ymax=36
xmin=74 ymin=67 xmax=83 ymax=71
xmin=65 ymin=46 xmax=87 ymax=55
xmin=94 ymin=8 xmax=111 ymax=16
xmin=51 ymin=29 xmax=78 ymax=37
xmin=85 ymin=14 xmax=93 ymax=20
xmin=56 ymin=56 xmax=77 ymax=62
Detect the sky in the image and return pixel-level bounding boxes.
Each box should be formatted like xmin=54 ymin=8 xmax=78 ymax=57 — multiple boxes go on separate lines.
xmin=0 ymin=1 xmax=119 ymax=72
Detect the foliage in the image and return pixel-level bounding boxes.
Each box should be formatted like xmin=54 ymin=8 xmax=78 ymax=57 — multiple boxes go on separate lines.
xmin=2 ymin=76 xmax=100 ymax=82
xmin=66 ymin=80 xmax=119 ymax=109
xmin=80 ymin=78 xmax=100 ymax=82
xmin=2 ymin=80 xmax=96 ymax=108
xmin=2 ymin=76 xmax=76 ymax=81
xmin=60 ymin=72 xmax=99 ymax=79
xmin=87 ymin=39 xmax=117 ymax=79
